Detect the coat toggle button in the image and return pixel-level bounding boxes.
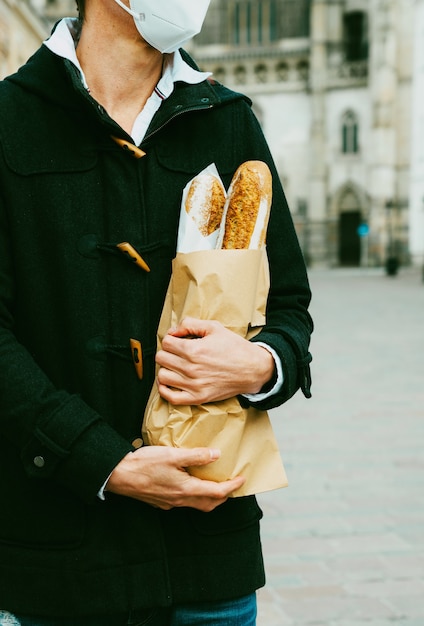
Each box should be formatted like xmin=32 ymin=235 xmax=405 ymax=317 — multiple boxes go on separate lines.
xmin=130 ymin=338 xmax=143 ymax=380
xmin=111 ymin=136 xmax=146 ymax=159
xmin=117 ymin=242 xmax=150 ymax=272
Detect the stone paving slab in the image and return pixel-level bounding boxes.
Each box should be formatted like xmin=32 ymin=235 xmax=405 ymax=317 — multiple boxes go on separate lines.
xmin=256 ymin=267 xmax=424 ymax=626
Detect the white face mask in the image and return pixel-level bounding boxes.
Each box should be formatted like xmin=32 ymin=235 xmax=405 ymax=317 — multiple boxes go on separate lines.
xmin=113 ymin=0 xmax=211 ymax=53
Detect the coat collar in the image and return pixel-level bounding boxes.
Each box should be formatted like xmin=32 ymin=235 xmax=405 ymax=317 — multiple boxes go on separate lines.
xmin=4 ymin=44 xmax=250 ymax=147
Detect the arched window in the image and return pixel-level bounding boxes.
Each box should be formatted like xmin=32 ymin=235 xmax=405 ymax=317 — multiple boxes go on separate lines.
xmin=234 ymin=65 xmax=247 ymax=85
xmin=297 ymin=60 xmax=309 ymax=81
xmin=255 ymin=63 xmax=268 ymax=83
xmin=276 ymin=61 xmax=289 ymax=81
xmin=342 ymin=111 xmax=359 ymax=154
xmin=343 ymin=11 xmax=369 ymax=61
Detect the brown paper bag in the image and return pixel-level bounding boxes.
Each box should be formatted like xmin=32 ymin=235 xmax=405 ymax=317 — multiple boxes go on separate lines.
xmin=142 ymin=248 xmax=288 ymax=497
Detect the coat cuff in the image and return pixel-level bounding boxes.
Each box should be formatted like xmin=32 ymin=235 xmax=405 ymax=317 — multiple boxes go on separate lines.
xmin=244 ymin=330 xmax=312 ymax=410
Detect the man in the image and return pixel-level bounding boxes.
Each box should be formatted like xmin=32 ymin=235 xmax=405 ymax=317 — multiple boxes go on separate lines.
xmin=0 ymin=0 xmax=313 ymax=624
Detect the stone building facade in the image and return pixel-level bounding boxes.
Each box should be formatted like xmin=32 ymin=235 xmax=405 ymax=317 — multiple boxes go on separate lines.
xmin=0 ymin=0 xmax=48 ymax=79
xmin=191 ymin=0 xmax=421 ymax=268
xmin=41 ymin=0 xmax=76 ymax=27
xmin=0 ymin=0 xmax=76 ymax=82
xmin=1 ymin=0 xmax=422 ymax=267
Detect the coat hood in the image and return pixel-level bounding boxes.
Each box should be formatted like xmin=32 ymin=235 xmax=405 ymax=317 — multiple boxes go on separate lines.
xmin=3 ymin=44 xmax=249 ymax=143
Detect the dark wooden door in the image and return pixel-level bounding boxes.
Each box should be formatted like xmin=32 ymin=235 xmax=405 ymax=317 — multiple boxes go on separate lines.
xmin=339 ymin=210 xmax=361 ymax=266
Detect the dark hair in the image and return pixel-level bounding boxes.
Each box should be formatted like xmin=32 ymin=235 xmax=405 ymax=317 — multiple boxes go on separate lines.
xmin=75 ymin=0 xmax=85 ymax=20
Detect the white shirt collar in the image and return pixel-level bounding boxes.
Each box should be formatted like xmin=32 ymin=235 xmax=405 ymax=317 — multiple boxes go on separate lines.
xmin=44 ymin=18 xmax=89 ymax=88
xmin=43 ymin=18 xmax=211 ymax=143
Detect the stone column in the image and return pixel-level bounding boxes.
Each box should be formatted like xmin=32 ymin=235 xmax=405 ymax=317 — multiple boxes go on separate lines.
xmin=308 ymin=0 xmax=330 ymax=265
xmin=368 ymin=0 xmax=400 ymax=262
xmin=409 ymin=0 xmax=424 ymax=265
xmin=308 ymin=0 xmax=345 ymax=265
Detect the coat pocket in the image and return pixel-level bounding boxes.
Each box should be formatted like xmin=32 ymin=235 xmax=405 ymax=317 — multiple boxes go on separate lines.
xmin=0 ymin=446 xmax=85 ymax=549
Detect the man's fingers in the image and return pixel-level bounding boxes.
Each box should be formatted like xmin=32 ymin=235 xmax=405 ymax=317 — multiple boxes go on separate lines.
xmin=177 ymin=448 xmax=246 ymax=499
xmin=182 ymin=474 xmax=246 ymax=504
xmin=178 ymin=447 xmax=221 ymax=467
xmin=156 ymin=383 xmax=201 ymax=406
xmin=107 ymin=446 xmax=246 ymax=510
xmin=167 ymin=317 xmax=214 ymax=339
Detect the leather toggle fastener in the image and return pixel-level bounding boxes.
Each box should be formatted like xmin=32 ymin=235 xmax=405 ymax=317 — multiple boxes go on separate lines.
xmin=117 ymin=242 xmax=150 ymax=272
xmin=111 ymin=136 xmax=146 ymax=159
xmin=130 ymin=338 xmax=143 ymax=380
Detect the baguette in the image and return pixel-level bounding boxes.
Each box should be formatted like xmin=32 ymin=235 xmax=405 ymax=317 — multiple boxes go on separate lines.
xmin=219 ymin=161 xmax=272 ymax=250
xmin=185 ymin=173 xmax=226 ymax=237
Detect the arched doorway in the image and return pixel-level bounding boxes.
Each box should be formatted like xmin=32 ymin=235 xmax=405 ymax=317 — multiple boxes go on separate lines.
xmin=338 ymin=189 xmax=362 ymax=266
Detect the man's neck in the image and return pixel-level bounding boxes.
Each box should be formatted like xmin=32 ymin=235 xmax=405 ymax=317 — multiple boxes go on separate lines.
xmin=76 ymin=8 xmax=163 ymax=135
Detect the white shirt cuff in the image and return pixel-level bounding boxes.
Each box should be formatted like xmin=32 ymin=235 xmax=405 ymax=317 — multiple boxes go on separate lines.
xmin=242 ymin=342 xmax=284 ymax=402
xmin=97 ymin=471 xmax=113 ymax=500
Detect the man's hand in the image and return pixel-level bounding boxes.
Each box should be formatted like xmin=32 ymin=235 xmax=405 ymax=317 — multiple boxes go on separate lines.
xmin=106 ymin=446 xmax=245 ymax=511
xmin=155 ymin=317 xmax=275 ymax=405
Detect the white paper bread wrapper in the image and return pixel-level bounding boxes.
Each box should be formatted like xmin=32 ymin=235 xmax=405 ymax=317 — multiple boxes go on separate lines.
xmin=177 ymin=163 xmax=225 ymax=252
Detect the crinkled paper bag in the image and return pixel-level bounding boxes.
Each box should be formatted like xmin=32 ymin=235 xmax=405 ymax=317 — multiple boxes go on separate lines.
xmin=142 ymin=249 xmax=288 ymax=497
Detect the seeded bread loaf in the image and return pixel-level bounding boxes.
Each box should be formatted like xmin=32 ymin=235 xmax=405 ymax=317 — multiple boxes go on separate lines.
xmin=219 ymin=161 xmax=272 ymax=250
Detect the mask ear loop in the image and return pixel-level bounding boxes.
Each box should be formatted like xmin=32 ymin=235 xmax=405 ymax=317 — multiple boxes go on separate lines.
xmin=113 ymin=0 xmax=145 ymax=21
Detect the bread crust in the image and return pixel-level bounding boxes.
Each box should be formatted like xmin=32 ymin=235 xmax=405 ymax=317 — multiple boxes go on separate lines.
xmin=220 ymin=161 xmax=272 ymax=250
xmin=185 ymin=173 xmax=226 ymax=237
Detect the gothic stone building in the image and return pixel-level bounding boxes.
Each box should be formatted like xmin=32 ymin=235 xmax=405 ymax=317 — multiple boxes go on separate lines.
xmin=1 ymin=0 xmax=423 ymax=267
xmin=190 ymin=0 xmax=423 ymax=268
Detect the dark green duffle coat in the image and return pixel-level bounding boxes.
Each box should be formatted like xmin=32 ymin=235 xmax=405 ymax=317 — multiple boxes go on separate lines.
xmin=0 ymin=44 xmax=313 ymax=617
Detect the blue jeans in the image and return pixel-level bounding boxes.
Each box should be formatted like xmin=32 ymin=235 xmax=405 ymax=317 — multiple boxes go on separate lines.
xmin=171 ymin=594 xmax=256 ymax=625
xmin=0 ymin=594 xmax=256 ymax=626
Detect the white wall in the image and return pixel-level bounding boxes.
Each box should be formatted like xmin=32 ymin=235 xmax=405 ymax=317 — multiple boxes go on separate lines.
xmin=251 ymin=91 xmax=311 ymax=211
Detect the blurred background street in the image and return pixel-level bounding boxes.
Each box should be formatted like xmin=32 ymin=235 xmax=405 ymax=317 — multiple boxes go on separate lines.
xmin=257 ymin=266 xmax=424 ymax=625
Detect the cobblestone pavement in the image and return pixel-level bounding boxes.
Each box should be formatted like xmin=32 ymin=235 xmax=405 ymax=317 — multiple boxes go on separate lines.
xmin=256 ymin=267 xmax=424 ymax=626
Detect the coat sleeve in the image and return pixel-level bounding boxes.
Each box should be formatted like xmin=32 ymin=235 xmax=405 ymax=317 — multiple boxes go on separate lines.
xmin=227 ymin=99 xmax=313 ymax=410
xmin=0 ymin=190 xmax=133 ymax=502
